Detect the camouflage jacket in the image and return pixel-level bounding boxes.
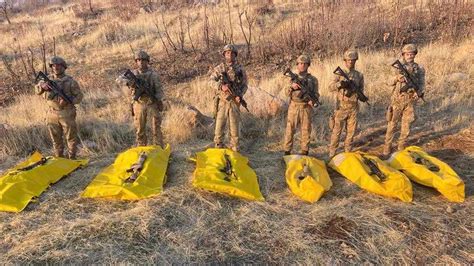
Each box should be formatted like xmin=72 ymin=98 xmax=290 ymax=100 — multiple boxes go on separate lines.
xmin=286 ymin=72 xmax=319 ymax=104
xmin=209 ymin=62 xmax=248 ymax=101
xmin=390 ymin=60 xmax=425 ymax=104
xmin=35 ymin=73 xmax=83 ymax=110
xmin=329 ymin=67 xmax=364 ymax=109
xmin=130 ymin=68 xmax=163 ymax=104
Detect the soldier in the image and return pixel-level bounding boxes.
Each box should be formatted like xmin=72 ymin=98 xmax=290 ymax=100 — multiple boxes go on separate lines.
xmin=283 ymin=55 xmax=319 ymax=156
xmin=35 ymin=56 xmax=84 ymax=159
xmin=328 ymin=50 xmax=364 ymax=158
xmin=209 ymin=44 xmax=248 ymax=152
xmin=383 ymin=44 xmax=425 ymax=156
xmin=126 ymin=50 xmax=164 ymax=147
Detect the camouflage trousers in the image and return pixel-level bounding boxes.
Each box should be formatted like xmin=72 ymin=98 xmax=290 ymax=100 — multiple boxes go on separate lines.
xmin=214 ymin=99 xmax=241 ymax=151
xmin=47 ymin=107 xmax=79 ymax=159
xmin=383 ymin=101 xmax=415 ymax=155
xmin=283 ymin=102 xmax=312 ymax=153
xmin=329 ymin=108 xmax=358 ymax=157
xmin=133 ymin=101 xmax=163 ymax=147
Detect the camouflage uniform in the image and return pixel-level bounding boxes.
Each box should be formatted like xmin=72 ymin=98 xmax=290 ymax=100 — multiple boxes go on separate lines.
xmin=209 ymin=45 xmax=248 ymax=151
xmin=383 ymin=44 xmax=425 ymax=155
xmin=35 ymin=56 xmax=83 ymax=159
xmin=328 ymin=51 xmax=364 ymax=157
xmin=129 ymin=51 xmax=164 ymax=147
xmin=283 ymin=55 xmax=319 ymax=154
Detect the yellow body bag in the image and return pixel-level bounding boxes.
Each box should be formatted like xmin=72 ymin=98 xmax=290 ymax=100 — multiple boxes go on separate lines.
xmin=192 ymin=148 xmax=264 ymax=201
xmin=387 ymin=146 xmax=465 ymax=202
xmin=283 ymin=155 xmax=332 ymax=203
xmin=0 ymin=151 xmax=88 ymax=212
xmin=329 ymin=152 xmax=412 ymax=202
xmin=81 ymin=145 xmax=170 ymax=200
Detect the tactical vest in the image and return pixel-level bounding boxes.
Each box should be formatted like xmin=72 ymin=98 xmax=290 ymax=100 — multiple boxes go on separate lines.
xmin=132 ymin=69 xmax=155 ymax=104
xmin=337 ymin=69 xmax=362 ymax=109
xmin=289 ymin=73 xmax=314 ymax=103
xmin=44 ymin=75 xmax=77 ymax=110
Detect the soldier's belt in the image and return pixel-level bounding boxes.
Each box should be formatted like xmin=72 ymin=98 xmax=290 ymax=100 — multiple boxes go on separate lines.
xmin=290 ymin=100 xmax=309 ymax=106
xmin=49 ymin=105 xmax=74 ymax=112
xmin=339 ymin=102 xmax=358 ymax=109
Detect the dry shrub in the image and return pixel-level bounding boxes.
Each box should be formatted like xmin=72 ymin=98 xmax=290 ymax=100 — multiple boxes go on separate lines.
xmin=253 ymin=1 xmax=473 ymax=63
xmin=162 ymin=103 xmax=211 ymax=144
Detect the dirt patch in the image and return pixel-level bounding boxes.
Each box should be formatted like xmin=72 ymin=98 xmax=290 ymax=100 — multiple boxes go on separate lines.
xmin=426 ymin=127 xmax=474 ymax=154
xmin=304 ymin=216 xmax=357 ymax=242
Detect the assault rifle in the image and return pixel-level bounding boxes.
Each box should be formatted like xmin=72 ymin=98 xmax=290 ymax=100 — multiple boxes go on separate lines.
xmin=283 ymin=68 xmax=321 ymax=107
xmin=297 ymin=164 xmax=312 ymax=181
xmin=35 ymin=71 xmax=73 ymax=104
xmin=120 ymin=69 xmax=157 ymax=102
xmin=125 ymin=152 xmax=147 ymax=183
xmin=391 ymin=60 xmax=425 ymax=102
xmin=363 ymin=157 xmax=386 ymax=182
xmin=17 ymin=157 xmax=49 ymax=172
xmin=219 ymin=72 xmax=250 ymax=112
xmin=333 ymin=66 xmax=369 ymax=105
xmin=409 ymin=151 xmax=440 ymax=172
xmin=219 ymin=154 xmax=237 ymax=182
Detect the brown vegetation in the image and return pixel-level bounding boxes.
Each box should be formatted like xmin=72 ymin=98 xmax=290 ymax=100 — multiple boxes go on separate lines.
xmin=0 ymin=0 xmax=472 ymax=264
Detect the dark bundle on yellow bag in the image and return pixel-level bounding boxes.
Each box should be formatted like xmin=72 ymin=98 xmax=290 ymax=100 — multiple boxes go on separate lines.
xmin=388 ymin=146 xmax=465 ymax=202
xmin=284 ymin=155 xmax=332 ymax=203
xmin=81 ymin=145 xmax=170 ymax=200
xmin=192 ymin=148 xmax=264 ymax=201
xmin=0 ymin=151 xmax=88 ymax=212
xmin=329 ymin=152 xmax=413 ymax=202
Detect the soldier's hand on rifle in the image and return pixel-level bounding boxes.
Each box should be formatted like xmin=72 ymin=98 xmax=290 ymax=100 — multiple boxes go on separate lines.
xmin=308 ymin=100 xmax=314 ymax=107
xmin=39 ymin=81 xmax=50 ymax=91
xmin=221 ymin=84 xmax=230 ymax=92
xmin=127 ymin=79 xmax=136 ymax=87
xmin=397 ymin=75 xmax=406 ymax=83
xmin=339 ymin=80 xmax=350 ymax=88
xmin=58 ymin=97 xmax=68 ymax=107
xmin=235 ymin=96 xmax=241 ymax=103
xmin=291 ymin=83 xmax=301 ymax=90
xmin=413 ymin=94 xmax=419 ymax=101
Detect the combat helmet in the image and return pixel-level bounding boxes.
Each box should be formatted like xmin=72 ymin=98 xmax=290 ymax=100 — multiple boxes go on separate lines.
xmin=49 ymin=56 xmax=67 ymax=69
xmin=296 ymin=54 xmax=311 ymax=65
xmin=402 ymin=44 xmax=418 ymax=54
xmin=135 ymin=50 xmax=150 ymax=61
xmin=222 ymin=44 xmax=238 ymax=56
xmin=343 ymin=50 xmax=359 ymax=60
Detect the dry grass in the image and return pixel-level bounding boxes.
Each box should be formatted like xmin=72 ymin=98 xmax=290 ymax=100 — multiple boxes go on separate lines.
xmin=0 ymin=1 xmax=473 ymax=264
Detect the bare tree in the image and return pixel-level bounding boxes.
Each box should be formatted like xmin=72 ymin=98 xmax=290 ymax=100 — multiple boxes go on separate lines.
xmin=238 ymin=7 xmax=257 ymax=59
xmin=160 ymin=13 xmax=178 ymax=51
xmin=1 ymin=0 xmax=12 ymax=24
xmin=36 ymin=22 xmax=48 ymax=74
xmin=186 ymin=14 xmax=196 ymax=53
xmin=152 ymin=19 xmax=171 ymax=57
xmin=27 ymin=47 xmax=37 ymax=77
xmin=177 ymin=14 xmax=186 ymax=52
xmin=225 ymin=0 xmax=234 ymax=44
xmin=202 ymin=5 xmax=210 ymax=50
xmin=88 ymin=0 xmax=94 ymax=13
